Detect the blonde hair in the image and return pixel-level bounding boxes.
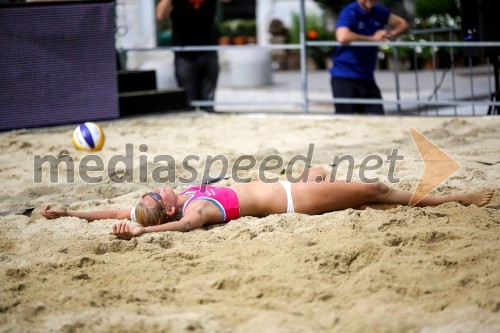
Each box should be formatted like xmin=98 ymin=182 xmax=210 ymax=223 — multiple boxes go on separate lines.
xmin=134 ymin=201 xmax=170 ymax=227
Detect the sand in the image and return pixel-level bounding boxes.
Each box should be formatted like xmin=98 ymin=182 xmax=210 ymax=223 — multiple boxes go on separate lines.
xmin=1 ymin=114 xmax=499 ymax=333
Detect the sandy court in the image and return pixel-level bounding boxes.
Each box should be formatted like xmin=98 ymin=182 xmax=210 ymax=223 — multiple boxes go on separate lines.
xmin=0 ymin=113 xmax=499 ymax=332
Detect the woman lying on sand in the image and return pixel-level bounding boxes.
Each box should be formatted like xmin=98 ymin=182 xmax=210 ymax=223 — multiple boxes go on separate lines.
xmin=42 ymin=167 xmax=493 ymax=240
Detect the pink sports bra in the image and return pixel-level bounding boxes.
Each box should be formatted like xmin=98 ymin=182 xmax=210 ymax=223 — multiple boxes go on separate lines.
xmin=179 ymin=185 xmax=240 ymax=222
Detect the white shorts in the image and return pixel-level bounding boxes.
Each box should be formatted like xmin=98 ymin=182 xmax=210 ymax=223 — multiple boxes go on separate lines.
xmin=279 ymin=181 xmax=295 ymax=214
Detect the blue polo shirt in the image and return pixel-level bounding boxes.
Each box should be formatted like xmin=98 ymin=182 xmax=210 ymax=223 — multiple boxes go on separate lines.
xmin=330 ymin=1 xmax=390 ymax=81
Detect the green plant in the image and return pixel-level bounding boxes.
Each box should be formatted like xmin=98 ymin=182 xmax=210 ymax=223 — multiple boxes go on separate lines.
xmin=288 ymin=12 xmax=335 ymax=68
xmin=394 ymin=36 xmax=414 ymax=61
xmin=289 ymin=13 xmax=333 ymax=44
xmin=230 ymin=20 xmax=245 ymax=36
xmin=415 ymin=0 xmax=459 ymax=19
xmin=413 ymin=14 xmax=461 ymax=29
xmin=218 ymin=19 xmax=257 ymax=37
xmin=419 ymin=43 xmax=436 ymax=60
xmin=380 ymin=40 xmax=414 ymax=69
xmin=218 ymin=21 xmax=233 ymax=36
xmin=239 ymin=20 xmax=256 ymax=37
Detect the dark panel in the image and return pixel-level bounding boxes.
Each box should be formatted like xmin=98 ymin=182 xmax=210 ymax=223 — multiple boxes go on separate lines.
xmin=119 ymin=89 xmax=189 ymax=116
xmin=0 ymin=1 xmax=118 ymax=131
xmin=118 ymin=70 xmax=157 ymax=93
xmin=461 ymin=0 xmax=500 ymax=57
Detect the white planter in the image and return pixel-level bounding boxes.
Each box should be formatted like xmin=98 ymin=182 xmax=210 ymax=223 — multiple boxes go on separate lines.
xmin=229 ymin=48 xmax=272 ymax=88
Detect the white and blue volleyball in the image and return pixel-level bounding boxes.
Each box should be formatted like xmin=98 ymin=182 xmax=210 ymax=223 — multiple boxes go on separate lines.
xmin=72 ymin=122 xmax=105 ymax=151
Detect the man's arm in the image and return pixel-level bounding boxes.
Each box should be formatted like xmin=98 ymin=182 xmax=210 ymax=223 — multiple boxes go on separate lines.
xmin=386 ymin=13 xmax=409 ymax=39
xmin=156 ymin=0 xmax=173 ymax=20
xmin=336 ymin=27 xmax=389 ymax=44
xmin=335 ymin=13 xmax=409 ymax=44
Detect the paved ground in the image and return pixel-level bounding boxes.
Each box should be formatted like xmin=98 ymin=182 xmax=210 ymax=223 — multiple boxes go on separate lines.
xmin=215 ymin=66 xmax=497 ymax=116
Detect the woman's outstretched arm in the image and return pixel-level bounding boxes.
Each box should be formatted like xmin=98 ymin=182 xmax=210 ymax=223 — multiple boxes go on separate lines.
xmin=113 ymin=209 xmax=208 ymax=240
xmin=42 ymin=204 xmax=131 ymax=222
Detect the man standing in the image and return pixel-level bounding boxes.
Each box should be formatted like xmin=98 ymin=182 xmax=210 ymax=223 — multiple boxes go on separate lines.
xmin=156 ymin=0 xmax=219 ymax=112
xmin=330 ymin=0 xmax=408 ymax=114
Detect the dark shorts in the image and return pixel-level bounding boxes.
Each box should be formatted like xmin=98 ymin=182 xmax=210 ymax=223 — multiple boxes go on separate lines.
xmin=330 ymin=76 xmax=384 ymax=114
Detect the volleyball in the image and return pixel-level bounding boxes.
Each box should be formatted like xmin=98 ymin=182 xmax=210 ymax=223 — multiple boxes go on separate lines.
xmin=72 ymin=122 xmax=105 ymax=151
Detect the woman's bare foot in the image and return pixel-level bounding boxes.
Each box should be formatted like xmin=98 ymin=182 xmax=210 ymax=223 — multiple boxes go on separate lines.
xmin=456 ymin=189 xmax=494 ymax=207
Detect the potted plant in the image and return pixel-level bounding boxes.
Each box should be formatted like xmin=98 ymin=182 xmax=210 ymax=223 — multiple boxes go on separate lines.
xmin=230 ymin=20 xmax=247 ymax=45
xmin=218 ymin=21 xmax=232 ymax=45
xmin=241 ymin=20 xmax=257 ymax=44
xmin=288 ymin=13 xmax=335 ymax=70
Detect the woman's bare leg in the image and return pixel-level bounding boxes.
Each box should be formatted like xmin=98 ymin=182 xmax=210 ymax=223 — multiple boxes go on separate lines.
xmin=293 ymin=181 xmax=392 ymax=214
xmin=361 ymin=182 xmax=494 ymax=208
xmin=293 ymin=180 xmax=494 ymax=214
xmin=303 ymin=167 xmax=328 ymax=183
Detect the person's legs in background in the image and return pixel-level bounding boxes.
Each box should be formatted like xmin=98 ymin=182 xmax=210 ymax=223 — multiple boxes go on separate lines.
xmin=174 ymin=52 xmax=200 ymax=110
xmin=331 ymin=76 xmax=361 ymax=114
xmin=198 ymin=51 xmax=219 ymax=112
xmin=331 ymin=76 xmax=385 ymax=115
xmin=175 ymin=52 xmax=219 ymax=112
xmin=358 ymin=79 xmax=384 ymax=115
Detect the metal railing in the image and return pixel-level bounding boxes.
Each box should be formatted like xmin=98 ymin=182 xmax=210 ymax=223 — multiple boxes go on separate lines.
xmin=120 ymin=2 xmax=500 ymax=116
xmin=308 ymin=40 xmax=500 ymax=116
xmin=159 ymin=41 xmax=500 ymax=116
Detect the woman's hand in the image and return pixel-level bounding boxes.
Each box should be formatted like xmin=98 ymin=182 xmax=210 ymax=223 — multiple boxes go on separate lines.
xmin=112 ymin=222 xmax=145 ymax=240
xmin=42 ymin=204 xmax=68 ymax=220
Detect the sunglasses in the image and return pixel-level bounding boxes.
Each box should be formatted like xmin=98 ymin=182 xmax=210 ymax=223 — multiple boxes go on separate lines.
xmin=142 ymin=192 xmax=163 ymax=205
